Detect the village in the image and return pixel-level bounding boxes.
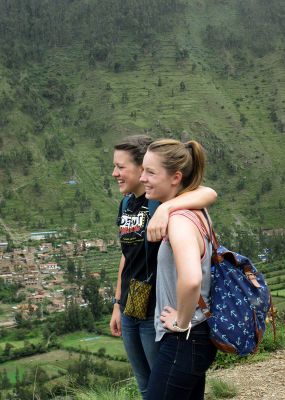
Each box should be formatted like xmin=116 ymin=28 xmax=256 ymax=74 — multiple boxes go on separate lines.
xmin=0 ymin=232 xmax=118 ymax=328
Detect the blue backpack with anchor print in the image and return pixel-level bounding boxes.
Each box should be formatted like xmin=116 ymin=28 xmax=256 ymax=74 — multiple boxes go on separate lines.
xmin=197 ymin=211 xmax=272 ymax=356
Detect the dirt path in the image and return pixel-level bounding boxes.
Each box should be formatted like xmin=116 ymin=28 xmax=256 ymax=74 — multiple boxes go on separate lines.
xmin=206 ymin=350 xmax=285 ymax=399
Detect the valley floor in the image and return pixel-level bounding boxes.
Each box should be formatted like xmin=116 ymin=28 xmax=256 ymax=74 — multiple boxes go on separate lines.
xmin=206 ymin=350 xmax=285 ymax=400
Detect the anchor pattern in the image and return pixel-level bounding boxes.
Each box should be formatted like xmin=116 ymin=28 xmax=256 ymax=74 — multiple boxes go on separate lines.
xmin=206 ymin=245 xmax=271 ymax=356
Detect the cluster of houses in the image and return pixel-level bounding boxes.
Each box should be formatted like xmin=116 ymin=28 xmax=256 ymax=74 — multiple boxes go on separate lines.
xmin=0 ymin=233 xmax=116 ymax=327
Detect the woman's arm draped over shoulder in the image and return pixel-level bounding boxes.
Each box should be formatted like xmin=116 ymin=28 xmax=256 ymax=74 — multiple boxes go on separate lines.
xmin=147 ymin=186 xmax=217 ymax=242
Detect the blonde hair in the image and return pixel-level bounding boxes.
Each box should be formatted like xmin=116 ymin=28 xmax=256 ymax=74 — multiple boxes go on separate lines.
xmin=148 ymin=139 xmax=205 ymax=192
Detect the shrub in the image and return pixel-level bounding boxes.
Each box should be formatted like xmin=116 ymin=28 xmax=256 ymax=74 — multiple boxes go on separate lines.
xmin=259 ymin=321 xmax=285 ymax=353
xmin=208 ymin=378 xmax=238 ymax=399
xmin=74 ymin=378 xmax=139 ymax=400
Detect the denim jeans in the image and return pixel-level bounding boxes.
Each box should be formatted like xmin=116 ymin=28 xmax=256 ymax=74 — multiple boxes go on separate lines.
xmin=146 ymin=321 xmax=217 ymax=400
xmin=121 ymin=314 xmax=160 ymax=399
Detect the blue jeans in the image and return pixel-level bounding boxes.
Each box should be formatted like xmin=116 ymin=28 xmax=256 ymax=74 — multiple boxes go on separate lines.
xmin=121 ymin=314 xmax=160 ymax=399
xmin=146 ymin=321 xmax=217 ymax=400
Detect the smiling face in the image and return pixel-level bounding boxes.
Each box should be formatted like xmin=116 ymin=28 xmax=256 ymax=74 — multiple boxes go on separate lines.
xmin=112 ymin=150 xmax=145 ymax=196
xmin=141 ymin=151 xmax=182 ymax=203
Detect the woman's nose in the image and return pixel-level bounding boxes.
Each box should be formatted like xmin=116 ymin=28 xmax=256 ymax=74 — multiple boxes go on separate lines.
xmin=112 ymin=166 xmax=119 ymax=177
xmin=140 ymin=171 xmax=146 ymax=182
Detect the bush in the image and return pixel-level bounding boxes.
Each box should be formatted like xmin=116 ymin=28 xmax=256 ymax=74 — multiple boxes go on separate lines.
xmin=74 ymin=378 xmax=139 ymax=400
xmin=208 ymin=378 xmax=238 ymax=399
xmin=259 ymin=321 xmax=285 ymax=353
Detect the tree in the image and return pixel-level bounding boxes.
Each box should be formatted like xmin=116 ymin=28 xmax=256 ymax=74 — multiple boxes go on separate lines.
xmin=82 ymin=276 xmax=103 ymax=319
xmin=240 ymin=113 xmax=247 ymax=126
xmin=14 ymin=312 xmax=23 ymax=326
xmin=97 ymin=347 xmax=106 ymax=358
xmin=64 ymin=300 xmax=82 ymax=332
xmin=3 ymin=343 xmax=14 ymax=357
xmin=100 ymin=267 xmax=106 ymax=282
xmin=82 ymin=307 xmax=95 ymax=332
xmin=68 ymin=353 xmax=93 ymax=387
xmin=176 ymin=47 xmax=189 ymax=61
xmin=0 ymin=369 xmax=11 ymax=389
xmin=67 ymin=258 xmax=76 ymax=282
xmin=44 ymin=136 xmax=64 ymax=161
xmin=180 ymin=81 xmax=186 ymax=91
xmin=77 ymin=264 xmax=83 ymax=281
xmin=261 ymin=178 xmax=272 ymax=193
xmin=6 ymin=235 xmax=14 ymax=252
xmin=121 ymin=90 xmax=129 ymax=104
xmin=114 ymin=62 xmax=121 ymax=73
xmin=236 ymin=177 xmax=246 ymax=191
xmin=15 ymin=367 xmax=21 ymax=395
xmin=103 ymin=177 xmax=110 ymax=191
xmin=33 ymin=180 xmax=42 ymax=195
xmin=94 ymin=209 xmax=101 ymax=222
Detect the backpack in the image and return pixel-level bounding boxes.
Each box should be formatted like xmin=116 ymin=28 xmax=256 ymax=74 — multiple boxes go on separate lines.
xmin=196 ymin=210 xmax=272 ymax=356
xmin=121 ymin=194 xmax=160 ymax=218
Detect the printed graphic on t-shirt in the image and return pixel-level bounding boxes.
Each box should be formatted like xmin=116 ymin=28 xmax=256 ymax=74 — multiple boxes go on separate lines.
xmin=119 ymin=210 xmax=148 ymax=244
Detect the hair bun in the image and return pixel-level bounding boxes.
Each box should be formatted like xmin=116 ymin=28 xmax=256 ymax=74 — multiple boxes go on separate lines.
xmin=184 ymin=142 xmax=192 ymax=150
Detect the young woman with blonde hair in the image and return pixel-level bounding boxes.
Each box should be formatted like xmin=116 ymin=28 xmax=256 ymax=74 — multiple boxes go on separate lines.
xmin=141 ymin=138 xmax=217 ymax=400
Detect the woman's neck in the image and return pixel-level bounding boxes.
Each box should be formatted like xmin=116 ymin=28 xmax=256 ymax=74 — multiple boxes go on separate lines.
xmin=160 ymin=188 xmax=180 ymax=203
xmin=132 ymin=184 xmax=146 ymax=198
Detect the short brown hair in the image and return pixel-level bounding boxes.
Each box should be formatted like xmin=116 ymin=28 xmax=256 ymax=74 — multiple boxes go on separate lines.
xmin=114 ymin=135 xmax=153 ymax=166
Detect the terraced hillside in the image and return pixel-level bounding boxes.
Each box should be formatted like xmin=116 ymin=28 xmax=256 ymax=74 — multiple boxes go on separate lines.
xmin=0 ymin=0 xmax=284 ymax=243
xmin=261 ymin=261 xmax=285 ymax=311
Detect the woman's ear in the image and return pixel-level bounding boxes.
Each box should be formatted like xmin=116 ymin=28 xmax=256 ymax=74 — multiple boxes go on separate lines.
xmin=171 ymin=171 xmax=183 ymax=186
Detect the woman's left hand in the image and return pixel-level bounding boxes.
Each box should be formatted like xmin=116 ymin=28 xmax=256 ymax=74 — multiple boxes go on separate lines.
xmin=160 ymin=306 xmax=178 ymax=331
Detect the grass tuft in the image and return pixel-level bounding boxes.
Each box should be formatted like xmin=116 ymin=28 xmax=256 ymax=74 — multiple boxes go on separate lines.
xmin=208 ymin=378 xmax=238 ymax=399
xmin=73 ymin=378 xmax=139 ymax=400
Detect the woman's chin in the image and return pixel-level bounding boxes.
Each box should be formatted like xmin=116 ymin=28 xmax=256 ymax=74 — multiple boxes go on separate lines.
xmin=145 ymin=191 xmax=158 ymax=200
xmin=118 ymin=183 xmax=128 ymax=194
xmin=119 ymin=188 xmax=128 ymax=195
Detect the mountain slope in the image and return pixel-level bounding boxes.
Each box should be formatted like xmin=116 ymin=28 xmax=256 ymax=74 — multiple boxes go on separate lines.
xmin=0 ymin=0 xmax=284 ymax=242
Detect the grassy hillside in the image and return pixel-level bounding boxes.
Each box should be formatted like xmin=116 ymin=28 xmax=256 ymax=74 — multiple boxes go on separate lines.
xmin=0 ymin=0 xmax=284 ymax=243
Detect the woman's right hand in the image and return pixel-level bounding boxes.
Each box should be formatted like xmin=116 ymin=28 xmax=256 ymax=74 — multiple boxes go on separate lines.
xmin=110 ymin=304 xmax=122 ymax=337
xmin=147 ymin=203 xmax=169 ymax=242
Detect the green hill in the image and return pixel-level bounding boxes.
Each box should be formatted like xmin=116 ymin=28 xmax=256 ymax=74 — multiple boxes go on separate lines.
xmin=0 ymin=0 xmax=284 ymax=243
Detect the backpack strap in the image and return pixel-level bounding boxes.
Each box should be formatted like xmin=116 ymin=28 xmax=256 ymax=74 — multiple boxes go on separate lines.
xmin=194 ymin=209 xmax=221 ymax=265
xmin=121 ymin=196 xmax=160 ymax=217
xmin=190 ymin=209 xmax=214 ymax=319
xmin=169 ymin=209 xmax=211 ymax=316
xmin=147 ymin=200 xmax=160 ymax=217
xmin=170 ymin=210 xmax=208 ymax=259
xmin=121 ymin=194 xmax=132 ymax=214
xmin=200 ymin=209 xmax=219 ymax=251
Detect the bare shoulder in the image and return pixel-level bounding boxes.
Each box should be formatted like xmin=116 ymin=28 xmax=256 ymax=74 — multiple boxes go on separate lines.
xmin=168 ymin=212 xmax=201 ymax=241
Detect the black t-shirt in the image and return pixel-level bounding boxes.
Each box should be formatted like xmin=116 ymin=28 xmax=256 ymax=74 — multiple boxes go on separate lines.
xmin=117 ymin=193 xmax=161 ymax=317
